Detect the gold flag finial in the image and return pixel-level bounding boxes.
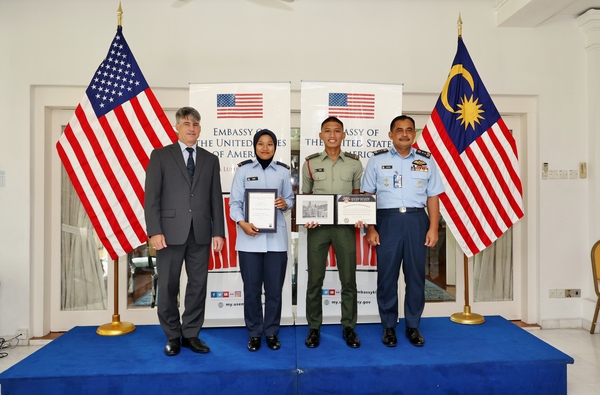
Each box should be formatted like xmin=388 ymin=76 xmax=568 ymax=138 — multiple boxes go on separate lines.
xmin=457 ymin=13 xmax=463 ymax=38
xmin=117 ymin=2 xmax=123 ymax=27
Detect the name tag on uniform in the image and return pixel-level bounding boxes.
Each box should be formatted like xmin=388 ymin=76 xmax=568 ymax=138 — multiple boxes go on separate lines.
xmin=382 ymin=165 xmax=392 ymax=169
xmin=315 ymin=168 xmax=325 ymax=172
xmin=247 ymin=177 xmax=258 ymax=181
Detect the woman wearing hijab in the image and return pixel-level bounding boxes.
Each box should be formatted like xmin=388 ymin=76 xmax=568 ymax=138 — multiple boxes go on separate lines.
xmin=229 ymin=129 xmax=295 ymax=351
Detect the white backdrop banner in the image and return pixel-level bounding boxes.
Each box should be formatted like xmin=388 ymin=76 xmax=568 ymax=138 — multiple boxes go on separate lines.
xmin=297 ymin=81 xmax=403 ymax=325
xmin=189 ymin=82 xmax=292 ymax=327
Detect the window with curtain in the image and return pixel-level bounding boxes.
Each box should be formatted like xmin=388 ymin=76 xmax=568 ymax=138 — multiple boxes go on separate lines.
xmin=473 ymin=228 xmax=513 ymax=302
xmin=60 ymin=167 xmax=108 ymax=310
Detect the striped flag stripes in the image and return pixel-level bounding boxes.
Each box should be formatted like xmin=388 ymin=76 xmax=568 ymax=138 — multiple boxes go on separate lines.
xmin=56 ymin=27 xmax=177 ymax=260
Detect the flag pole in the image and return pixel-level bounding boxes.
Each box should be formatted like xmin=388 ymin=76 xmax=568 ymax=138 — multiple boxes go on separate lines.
xmin=450 ymin=253 xmax=484 ymax=324
xmin=96 ymin=2 xmax=136 ymax=336
xmin=449 ymin=14 xmax=484 ymax=325
xmin=97 ymin=259 xmax=136 ymax=336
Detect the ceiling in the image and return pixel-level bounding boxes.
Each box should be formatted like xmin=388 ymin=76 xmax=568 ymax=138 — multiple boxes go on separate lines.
xmin=495 ymin=0 xmax=600 ymax=27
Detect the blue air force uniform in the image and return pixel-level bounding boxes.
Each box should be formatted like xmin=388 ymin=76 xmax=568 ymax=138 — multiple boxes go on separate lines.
xmin=229 ymin=159 xmax=294 ymax=337
xmin=361 ymin=146 xmax=444 ymax=329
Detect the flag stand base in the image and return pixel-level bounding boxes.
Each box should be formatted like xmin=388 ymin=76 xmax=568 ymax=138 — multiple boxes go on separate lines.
xmin=96 ymin=314 xmax=136 ymax=336
xmin=450 ymin=306 xmax=485 ymax=325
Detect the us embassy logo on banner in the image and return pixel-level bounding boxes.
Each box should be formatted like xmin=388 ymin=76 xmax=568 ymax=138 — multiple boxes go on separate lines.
xmin=328 ymin=92 xmax=375 ymax=119
xmin=189 ymin=82 xmax=291 ymax=192
xmin=217 ymin=93 xmax=263 ymax=119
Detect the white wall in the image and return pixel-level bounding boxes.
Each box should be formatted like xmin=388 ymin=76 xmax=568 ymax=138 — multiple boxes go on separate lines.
xmin=0 ymin=0 xmax=594 ymax=336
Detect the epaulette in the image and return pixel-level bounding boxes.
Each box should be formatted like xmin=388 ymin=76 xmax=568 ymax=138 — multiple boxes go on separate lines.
xmin=275 ymin=161 xmax=290 ymax=169
xmin=416 ymin=149 xmax=431 ymax=158
xmin=237 ymin=159 xmax=253 ymax=167
xmin=373 ymin=148 xmax=389 ymax=156
xmin=344 ymin=152 xmax=359 ymax=160
xmin=305 ymin=152 xmax=320 ymax=161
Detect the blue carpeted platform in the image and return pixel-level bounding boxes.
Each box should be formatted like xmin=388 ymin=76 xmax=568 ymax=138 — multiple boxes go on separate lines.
xmin=296 ymin=316 xmax=573 ymax=394
xmin=0 ymin=316 xmax=573 ymax=395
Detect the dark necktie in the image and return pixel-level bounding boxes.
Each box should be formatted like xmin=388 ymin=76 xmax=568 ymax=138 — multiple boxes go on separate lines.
xmin=186 ymin=147 xmax=195 ymax=183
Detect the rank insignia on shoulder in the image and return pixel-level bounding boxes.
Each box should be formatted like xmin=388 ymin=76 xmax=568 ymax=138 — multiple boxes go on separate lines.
xmin=275 ymin=161 xmax=290 ymax=169
xmin=237 ymin=159 xmax=253 ymax=167
xmin=416 ymin=149 xmax=431 ymax=158
xmin=305 ymin=152 xmax=320 ymax=161
xmin=344 ymin=152 xmax=359 ymax=160
xmin=373 ymin=149 xmax=389 ymax=156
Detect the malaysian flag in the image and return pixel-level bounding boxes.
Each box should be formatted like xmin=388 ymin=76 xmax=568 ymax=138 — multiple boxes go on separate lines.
xmin=328 ymin=93 xmax=375 ymax=119
xmin=56 ymin=26 xmax=177 ymax=260
xmin=217 ymin=93 xmax=263 ymax=118
xmin=415 ymin=37 xmax=524 ymax=257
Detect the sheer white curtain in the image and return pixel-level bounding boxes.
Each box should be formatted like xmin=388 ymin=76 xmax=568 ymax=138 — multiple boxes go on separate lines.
xmin=473 ymin=228 xmax=513 ymax=302
xmin=61 ymin=169 xmax=107 ymax=310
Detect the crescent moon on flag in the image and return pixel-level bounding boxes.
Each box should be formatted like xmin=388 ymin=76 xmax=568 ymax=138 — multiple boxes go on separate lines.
xmin=440 ymin=64 xmax=475 ymax=113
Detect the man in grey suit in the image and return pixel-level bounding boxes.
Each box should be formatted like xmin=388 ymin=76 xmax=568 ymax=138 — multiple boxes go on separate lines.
xmin=145 ymin=106 xmax=225 ymax=356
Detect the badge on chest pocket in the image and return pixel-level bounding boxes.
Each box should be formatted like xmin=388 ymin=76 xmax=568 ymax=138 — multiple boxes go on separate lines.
xmin=393 ymin=174 xmax=402 ymax=188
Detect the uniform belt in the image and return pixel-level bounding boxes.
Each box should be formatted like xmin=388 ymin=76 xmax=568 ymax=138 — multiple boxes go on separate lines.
xmin=378 ymin=207 xmax=424 ymax=213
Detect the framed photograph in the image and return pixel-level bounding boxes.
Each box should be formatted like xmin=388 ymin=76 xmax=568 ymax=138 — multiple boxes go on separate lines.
xmin=336 ymin=194 xmax=377 ymax=225
xmin=296 ymin=194 xmax=335 ymax=225
xmin=244 ymin=189 xmax=277 ymax=233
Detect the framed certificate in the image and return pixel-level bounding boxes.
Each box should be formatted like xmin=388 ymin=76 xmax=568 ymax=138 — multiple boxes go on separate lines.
xmin=296 ymin=194 xmax=335 ymax=225
xmin=245 ymin=189 xmax=277 ymax=233
xmin=336 ymin=194 xmax=377 ymax=225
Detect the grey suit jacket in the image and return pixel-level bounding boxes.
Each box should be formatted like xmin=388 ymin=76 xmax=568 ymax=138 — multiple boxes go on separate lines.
xmin=144 ymin=143 xmax=225 ymax=245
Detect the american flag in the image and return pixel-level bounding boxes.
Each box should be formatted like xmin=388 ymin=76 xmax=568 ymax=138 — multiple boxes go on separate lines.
xmin=415 ymin=37 xmax=524 ymax=257
xmin=56 ymin=27 xmax=177 ymax=260
xmin=217 ymin=93 xmax=263 ymax=118
xmin=328 ymin=93 xmax=375 ymax=119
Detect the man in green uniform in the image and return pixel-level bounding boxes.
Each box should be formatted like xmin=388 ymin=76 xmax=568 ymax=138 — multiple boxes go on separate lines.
xmin=301 ymin=116 xmax=363 ymax=348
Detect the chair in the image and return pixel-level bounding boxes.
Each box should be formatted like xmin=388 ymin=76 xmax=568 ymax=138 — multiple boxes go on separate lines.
xmin=128 ymin=242 xmax=158 ymax=308
xmin=590 ymin=240 xmax=600 ymax=333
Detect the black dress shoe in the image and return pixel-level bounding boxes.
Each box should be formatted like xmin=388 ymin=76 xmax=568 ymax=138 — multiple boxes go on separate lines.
xmin=266 ymin=335 xmax=280 ymax=350
xmin=305 ymin=328 xmax=320 ymax=348
xmin=342 ymin=327 xmax=360 ymax=348
xmin=247 ymin=337 xmax=261 ymax=351
xmin=182 ymin=337 xmax=210 ymax=353
xmin=405 ymin=327 xmax=425 ymax=347
xmin=164 ymin=338 xmax=180 ymax=356
xmin=382 ymin=327 xmax=397 ymax=347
